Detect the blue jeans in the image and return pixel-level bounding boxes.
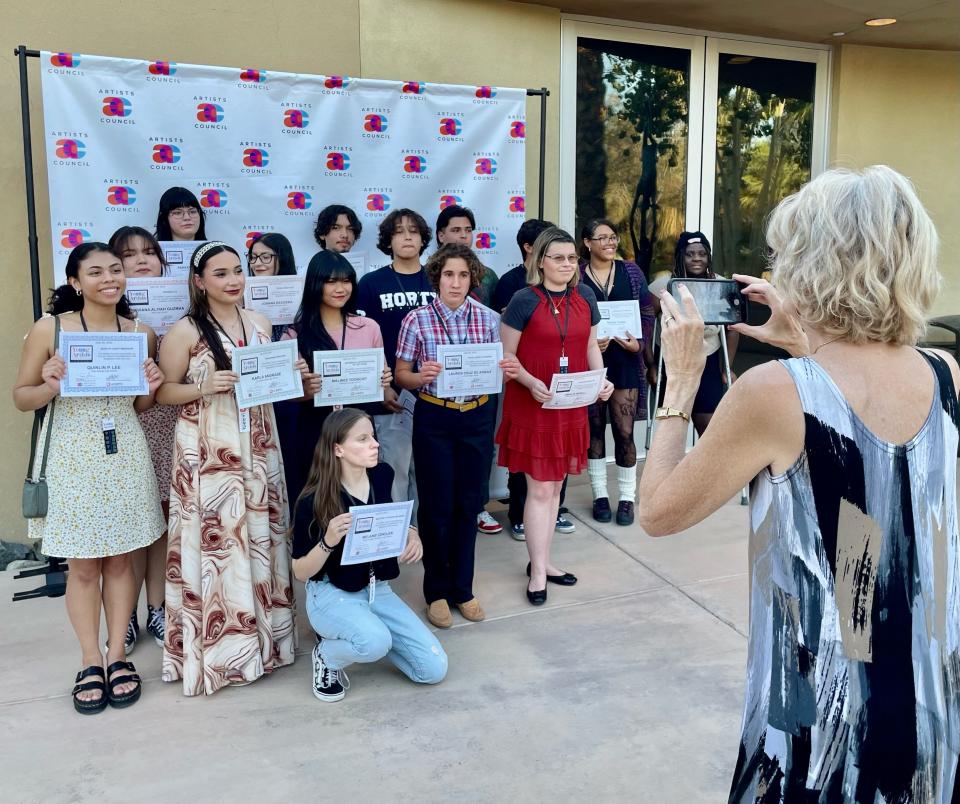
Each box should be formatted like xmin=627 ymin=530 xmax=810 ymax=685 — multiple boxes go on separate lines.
xmin=305 ymin=578 xmax=447 ymax=684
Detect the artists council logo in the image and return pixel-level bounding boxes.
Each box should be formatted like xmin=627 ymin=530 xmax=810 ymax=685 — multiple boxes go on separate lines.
xmin=148 ymin=61 xmax=176 ymax=76
xmin=474 ymin=85 xmax=499 ymax=105
xmin=366 ymin=193 xmax=390 ymax=212
xmin=244 ymin=226 xmax=276 ymax=248
xmin=403 ymin=153 xmax=428 ymax=175
xmin=51 ymin=53 xmax=80 ymax=67
xmin=200 ymin=188 xmax=228 ymax=208
xmin=284 ymin=108 xmax=310 ymax=128
xmin=324 ymin=150 xmax=352 ymax=174
xmin=60 ymin=228 xmax=90 ymax=247
xmin=286 ymin=191 xmax=312 ymax=210
xmin=107 ymin=185 xmax=137 ymax=206
xmin=509 ymin=120 xmax=526 ymax=139
xmin=101 ymin=96 xmax=132 ymax=117
xmin=508 ymin=195 xmax=526 ymax=214
xmin=240 ymin=68 xmax=266 ymax=83
xmin=439 ymin=194 xmax=462 ymax=209
xmin=401 ymin=81 xmax=426 ymax=99
xmin=473 ymin=152 xmax=499 ymax=180
xmin=55 ymin=138 xmax=86 ymax=159
xmin=437 ymin=117 xmax=463 ymax=142
xmin=475 ymin=232 xmax=497 ymax=250
xmin=152 ymin=143 xmax=181 ymax=163
xmin=321 ymin=76 xmax=350 ymax=95
xmin=196 ymin=103 xmax=224 ymax=123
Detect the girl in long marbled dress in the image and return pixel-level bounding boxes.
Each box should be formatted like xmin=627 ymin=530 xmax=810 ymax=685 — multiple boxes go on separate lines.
xmin=157 ymin=241 xmax=307 ymax=695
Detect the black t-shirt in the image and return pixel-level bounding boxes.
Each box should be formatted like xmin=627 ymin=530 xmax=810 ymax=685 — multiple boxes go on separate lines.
xmin=356 ymin=265 xmax=436 ymax=372
xmin=290 ymin=462 xmax=400 ymax=591
xmin=502 ymin=284 xmax=601 ymax=331
xmin=492 ymin=263 xmax=528 ymax=313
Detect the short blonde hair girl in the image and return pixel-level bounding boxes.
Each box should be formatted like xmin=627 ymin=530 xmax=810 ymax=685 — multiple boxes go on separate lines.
xmin=768 ymin=165 xmax=940 ymax=345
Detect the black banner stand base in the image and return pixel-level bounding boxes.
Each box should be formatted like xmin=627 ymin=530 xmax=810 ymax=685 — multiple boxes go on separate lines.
xmin=12 ymin=557 xmax=68 ymax=601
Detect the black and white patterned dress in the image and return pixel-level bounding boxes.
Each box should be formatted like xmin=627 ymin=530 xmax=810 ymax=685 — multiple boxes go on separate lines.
xmin=731 ymin=352 xmax=960 ymax=802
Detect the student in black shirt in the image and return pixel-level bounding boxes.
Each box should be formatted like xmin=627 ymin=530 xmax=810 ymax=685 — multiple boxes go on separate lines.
xmin=291 ymin=408 xmax=447 ymax=702
xmin=356 ymin=209 xmax=436 ymax=512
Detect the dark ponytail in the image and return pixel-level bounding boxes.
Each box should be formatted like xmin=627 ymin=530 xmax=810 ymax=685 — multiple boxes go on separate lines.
xmin=47 ymin=242 xmax=134 ymax=317
xmin=186 ymin=241 xmax=239 ymax=371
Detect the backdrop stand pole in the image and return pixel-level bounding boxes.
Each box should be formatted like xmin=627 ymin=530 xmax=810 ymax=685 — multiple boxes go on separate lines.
xmin=16 ymin=45 xmax=42 ymax=321
xmin=526 ymin=87 xmax=550 ymax=220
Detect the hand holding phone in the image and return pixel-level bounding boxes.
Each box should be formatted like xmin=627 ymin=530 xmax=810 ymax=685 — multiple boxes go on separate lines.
xmin=666 ymin=278 xmax=748 ymax=325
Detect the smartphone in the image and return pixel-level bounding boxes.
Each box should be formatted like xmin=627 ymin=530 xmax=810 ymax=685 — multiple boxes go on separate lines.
xmin=666 ymin=277 xmax=748 ymax=325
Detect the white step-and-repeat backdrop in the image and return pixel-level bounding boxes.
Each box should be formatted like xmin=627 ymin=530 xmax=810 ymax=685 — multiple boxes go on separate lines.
xmin=40 ymin=52 xmax=527 ymax=283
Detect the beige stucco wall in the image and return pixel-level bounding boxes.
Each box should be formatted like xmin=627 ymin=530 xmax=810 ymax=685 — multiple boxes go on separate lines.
xmin=0 ymin=0 xmax=561 ymax=543
xmin=830 ymin=44 xmax=960 ymax=314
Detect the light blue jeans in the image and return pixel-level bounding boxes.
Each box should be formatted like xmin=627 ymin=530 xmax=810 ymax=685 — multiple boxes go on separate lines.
xmin=306 ymin=578 xmax=447 ymax=684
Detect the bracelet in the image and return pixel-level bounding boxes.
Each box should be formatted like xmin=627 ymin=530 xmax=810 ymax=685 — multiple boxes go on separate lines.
xmin=654 ymin=406 xmax=690 ymax=422
xmin=196 ymin=378 xmax=204 ymax=397
xmin=319 ymin=535 xmax=335 ymax=553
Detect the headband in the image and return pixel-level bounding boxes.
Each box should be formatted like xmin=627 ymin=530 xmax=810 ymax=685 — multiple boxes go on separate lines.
xmin=191 ymin=241 xmax=231 ymax=269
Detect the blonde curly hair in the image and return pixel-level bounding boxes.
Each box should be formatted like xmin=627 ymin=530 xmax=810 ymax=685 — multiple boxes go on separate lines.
xmin=768 ymin=165 xmax=940 ymax=345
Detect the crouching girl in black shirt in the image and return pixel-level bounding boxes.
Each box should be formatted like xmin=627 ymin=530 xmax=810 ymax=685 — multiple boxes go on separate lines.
xmin=291 ymin=408 xmax=447 ymax=702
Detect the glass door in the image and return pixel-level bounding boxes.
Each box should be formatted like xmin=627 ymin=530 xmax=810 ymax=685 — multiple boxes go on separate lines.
xmin=701 ymin=40 xmax=830 ymax=278
xmin=560 ymin=23 xmax=704 ymax=280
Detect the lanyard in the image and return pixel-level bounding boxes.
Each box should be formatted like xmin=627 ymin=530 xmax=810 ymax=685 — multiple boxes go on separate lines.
xmin=430 ymin=299 xmax=472 ymax=345
xmin=391 ymin=265 xmax=425 ymax=296
xmin=209 ymin=307 xmax=248 ymax=348
xmin=79 ymin=311 xmax=121 ymax=332
xmin=543 ymin=285 xmax=571 ymax=357
xmin=587 ymin=262 xmax=615 ymax=301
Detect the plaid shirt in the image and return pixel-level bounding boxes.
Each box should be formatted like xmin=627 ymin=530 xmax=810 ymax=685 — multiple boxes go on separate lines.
xmin=396 ymin=296 xmax=500 ymax=397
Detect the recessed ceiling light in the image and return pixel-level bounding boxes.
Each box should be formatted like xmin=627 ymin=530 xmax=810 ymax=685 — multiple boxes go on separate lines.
xmin=865 ymin=18 xmax=897 ymax=26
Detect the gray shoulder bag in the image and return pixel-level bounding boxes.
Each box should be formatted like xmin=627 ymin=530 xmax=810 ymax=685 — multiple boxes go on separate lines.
xmin=22 ymin=315 xmax=60 ymax=519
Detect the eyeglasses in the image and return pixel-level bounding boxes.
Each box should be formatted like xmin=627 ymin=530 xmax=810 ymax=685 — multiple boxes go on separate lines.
xmin=589 ymin=235 xmax=619 ymax=244
xmin=544 ymin=254 xmax=580 ymax=265
xmin=248 ymin=253 xmax=276 ymax=265
xmin=169 ymin=207 xmax=200 ymax=219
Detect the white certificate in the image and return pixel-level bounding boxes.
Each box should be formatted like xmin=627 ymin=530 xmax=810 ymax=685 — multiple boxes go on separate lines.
xmin=343 ymin=251 xmax=367 ymax=278
xmin=390 ymin=389 xmax=416 ymax=433
xmin=313 ymin=348 xmax=384 ymax=407
xmin=243 ymin=275 xmax=305 ymax=327
xmin=542 ymin=368 xmax=607 ymax=409
xmin=436 ymin=342 xmax=503 ymax=398
xmin=232 ymin=339 xmax=304 ymax=408
xmin=340 ymin=500 xmax=414 ymax=565
xmin=59 ymin=331 xmax=148 ymax=397
xmin=596 ymin=300 xmax=642 ymax=341
xmin=159 ymin=240 xmax=206 ymax=278
xmin=125 ymin=277 xmax=190 ymax=335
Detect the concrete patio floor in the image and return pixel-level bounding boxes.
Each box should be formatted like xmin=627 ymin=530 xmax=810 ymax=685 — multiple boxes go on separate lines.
xmin=0 ymin=466 xmax=751 ymax=803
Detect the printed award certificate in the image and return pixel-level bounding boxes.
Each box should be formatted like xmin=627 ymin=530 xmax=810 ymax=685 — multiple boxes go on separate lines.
xmin=596 ymin=300 xmax=642 ymax=341
xmin=59 ymin=331 xmax=148 ymax=397
xmin=436 ymin=342 xmax=503 ymax=398
xmin=343 ymin=252 xmax=367 ymax=279
xmin=243 ymin=275 xmax=305 ymax=327
xmin=159 ymin=240 xmax=206 ymax=278
xmin=232 ymin=339 xmax=304 ymax=408
xmin=125 ymin=277 xmax=190 ymax=335
xmin=313 ymin=348 xmax=384 ymax=407
xmin=541 ymin=368 xmax=607 ymax=410
xmin=340 ymin=500 xmax=414 ymax=565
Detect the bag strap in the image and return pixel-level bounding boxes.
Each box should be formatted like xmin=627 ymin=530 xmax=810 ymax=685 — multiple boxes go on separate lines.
xmin=27 ymin=316 xmax=60 ymax=480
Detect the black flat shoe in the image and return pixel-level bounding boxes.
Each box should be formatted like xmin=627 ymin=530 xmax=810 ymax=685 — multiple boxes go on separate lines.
xmin=106 ymin=660 xmax=142 ymax=709
xmin=616 ymin=501 xmax=635 ymax=526
xmin=526 ymin=584 xmax=547 ymax=606
xmin=72 ymin=665 xmax=107 ymax=715
xmin=592 ymin=497 xmax=612 ymax=523
xmin=526 ymin=562 xmax=578 ymax=586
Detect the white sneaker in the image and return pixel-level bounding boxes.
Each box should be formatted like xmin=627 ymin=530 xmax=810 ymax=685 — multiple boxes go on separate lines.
xmin=477 ymin=511 xmax=503 ymax=534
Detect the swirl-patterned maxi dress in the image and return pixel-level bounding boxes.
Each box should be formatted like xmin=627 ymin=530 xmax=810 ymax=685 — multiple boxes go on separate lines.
xmin=162 ymin=320 xmax=296 ymax=696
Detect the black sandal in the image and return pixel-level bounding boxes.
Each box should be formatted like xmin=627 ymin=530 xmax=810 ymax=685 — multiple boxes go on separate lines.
xmin=106 ymin=660 xmax=142 ymax=709
xmin=72 ymin=665 xmax=107 ymax=715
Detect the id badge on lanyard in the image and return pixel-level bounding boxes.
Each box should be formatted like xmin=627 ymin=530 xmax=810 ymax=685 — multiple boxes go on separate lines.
xmin=559 ymin=355 xmax=569 ymax=375
xmin=368 ymin=567 xmax=376 ymax=606
xmin=102 ymin=416 xmax=118 ymax=455
xmin=238 ymin=408 xmax=250 ymax=433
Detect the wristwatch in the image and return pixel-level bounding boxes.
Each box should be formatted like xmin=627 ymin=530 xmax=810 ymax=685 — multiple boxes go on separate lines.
xmin=654 ymin=406 xmax=690 ymax=422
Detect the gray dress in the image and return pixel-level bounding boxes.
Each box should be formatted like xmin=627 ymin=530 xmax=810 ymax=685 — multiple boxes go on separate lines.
xmin=731 ymin=352 xmax=960 ymax=802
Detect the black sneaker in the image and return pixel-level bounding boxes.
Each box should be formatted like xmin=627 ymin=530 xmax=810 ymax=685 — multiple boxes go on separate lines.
xmin=312 ymin=640 xmax=348 ymax=702
xmin=616 ymin=501 xmax=635 ymax=526
xmin=592 ymin=497 xmax=612 ymax=523
xmin=146 ymin=604 xmax=165 ymax=647
xmin=124 ymin=611 xmax=140 ymax=655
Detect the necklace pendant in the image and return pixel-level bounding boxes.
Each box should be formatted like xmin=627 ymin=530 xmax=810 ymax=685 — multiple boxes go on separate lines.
xmin=552 ymin=307 xmax=559 ymax=315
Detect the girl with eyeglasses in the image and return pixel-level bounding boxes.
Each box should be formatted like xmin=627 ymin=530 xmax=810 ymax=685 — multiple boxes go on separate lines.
xmin=497 ymin=227 xmax=613 ymax=605
xmin=156 ymin=241 xmax=307 ymax=695
xmin=247 ymin=232 xmax=299 ymax=341
xmin=154 ymin=187 xmax=207 ymax=242
xmin=578 ymin=219 xmax=656 ymax=527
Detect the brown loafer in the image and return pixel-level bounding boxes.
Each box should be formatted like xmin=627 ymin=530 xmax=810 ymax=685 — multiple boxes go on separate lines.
xmin=456 ymin=598 xmax=485 ymax=622
xmin=427 ymin=600 xmax=453 ymax=629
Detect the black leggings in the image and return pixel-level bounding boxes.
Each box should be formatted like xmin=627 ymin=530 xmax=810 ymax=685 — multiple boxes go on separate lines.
xmin=587 ymin=388 xmax=638 ymax=467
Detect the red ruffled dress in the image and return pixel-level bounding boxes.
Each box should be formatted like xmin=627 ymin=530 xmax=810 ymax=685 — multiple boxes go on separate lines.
xmin=496 ymin=287 xmax=592 ymax=481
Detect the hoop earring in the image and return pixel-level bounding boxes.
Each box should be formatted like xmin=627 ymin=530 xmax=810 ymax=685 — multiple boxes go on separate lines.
xmin=75 ymin=288 xmax=82 ymax=297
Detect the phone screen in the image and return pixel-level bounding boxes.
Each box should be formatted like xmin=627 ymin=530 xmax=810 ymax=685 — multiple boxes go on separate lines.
xmin=668 ymin=279 xmax=746 ymax=325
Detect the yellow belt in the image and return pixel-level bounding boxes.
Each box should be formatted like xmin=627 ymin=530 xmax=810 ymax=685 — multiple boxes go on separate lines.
xmin=417 ymin=392 xmax=489 ymax=412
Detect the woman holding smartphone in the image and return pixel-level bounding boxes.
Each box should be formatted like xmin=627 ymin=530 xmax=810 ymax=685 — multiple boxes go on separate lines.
xmin=497 ymin=227 xmax=613 ymax=605
xmin=13 ymin=242 xmax=165 ymax=714
xmin=157 ymin=241 xmax=303 ymax=696
xmin=108 ymin=225 xmax=177 ymax=653
xmin=292 ymin=408 xmax=446 ymax=703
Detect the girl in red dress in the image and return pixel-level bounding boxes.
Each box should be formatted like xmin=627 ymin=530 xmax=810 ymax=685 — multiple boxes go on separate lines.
xmin=497 ymin=228 xmax=613 ymax=605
